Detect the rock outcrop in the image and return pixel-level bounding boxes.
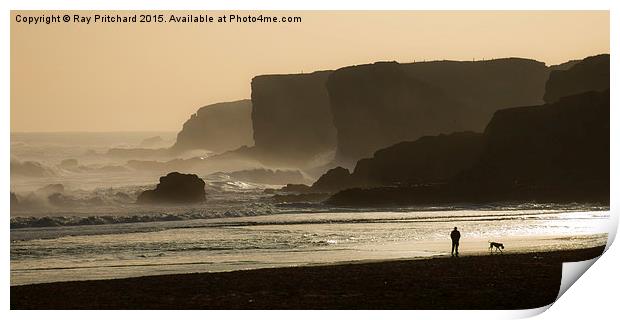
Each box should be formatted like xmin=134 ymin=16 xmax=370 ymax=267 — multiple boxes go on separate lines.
xmin=251 ymin=71 xmax=336 ymax=165
xmin=172 ymin=100 xmax=253 ymax=153
xmin=327 ymin=58 xmax=549 ymax=162
xmin=137 ymin=172 xmax=206 ymax=204
xmin=311 ymin=167 xmax=358 ymax=193
xmin=543 ymin=54 xmax=609 ymax=103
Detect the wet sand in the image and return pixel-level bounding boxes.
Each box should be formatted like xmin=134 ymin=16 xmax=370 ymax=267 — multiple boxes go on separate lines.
xmin=11 ymin=245 xmax=604 ymax=309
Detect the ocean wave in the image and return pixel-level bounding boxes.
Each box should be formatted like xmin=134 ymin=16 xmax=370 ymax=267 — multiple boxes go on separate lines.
xmin=10 ymin=211 xmax=267 ymax=229
xmin=11 ymin=192 xmax=608 ymax=231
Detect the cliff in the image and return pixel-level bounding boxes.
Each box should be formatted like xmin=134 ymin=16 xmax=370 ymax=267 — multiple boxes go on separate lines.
xmin=311 ymin=167 xmax=358 ymax=193
xmin=251 ymin=71 xmax=336 ymax=166
xmin=327 ymin=90 xmax=610 ymax=206
xmin=172 ymin=100 xmax=253 ymax=153
xmin=308 ymin=132 xmax=484 ymax=193
xmin=107 ymin=101 xmax=251 ymax=158
xmin=327 ymin=58 xmax=549 ymax=162
xmin=467 ymin=89 xmax=609 ymax=190
xmin=543 ymin=54 xmax=610 ymax=103
xmin=353 ymin=131 xmax=484 ymax=187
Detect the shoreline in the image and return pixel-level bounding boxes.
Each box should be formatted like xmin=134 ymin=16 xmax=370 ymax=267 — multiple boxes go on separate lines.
xmin=11 ymin=245 xmax=605 ymax=309
xmin=11 ymin=233 xmax=608 ymax=286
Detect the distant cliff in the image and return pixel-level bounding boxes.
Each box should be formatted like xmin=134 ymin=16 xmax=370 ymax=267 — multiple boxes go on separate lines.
xmin=251 ymin=71 xmax=336 ymax=166
xmin=172 ymin=100 xmax=253 ymax=153
xmin=327 ymin=58 xmax=549 ymax=162
xmin=544 ymin=54 xmax=609 ymax=103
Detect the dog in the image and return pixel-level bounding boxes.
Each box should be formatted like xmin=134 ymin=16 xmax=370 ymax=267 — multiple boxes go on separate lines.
xmin=488 ymin=241 xmax=505 ymax=253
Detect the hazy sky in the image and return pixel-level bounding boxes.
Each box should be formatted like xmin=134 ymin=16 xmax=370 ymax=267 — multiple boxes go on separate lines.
xmin=11 ymin=11 xmax=609 ymax=132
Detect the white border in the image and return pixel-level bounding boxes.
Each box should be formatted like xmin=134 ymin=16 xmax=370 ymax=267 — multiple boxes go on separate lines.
xmin=2 ymin=1 xmax=617 ymax=319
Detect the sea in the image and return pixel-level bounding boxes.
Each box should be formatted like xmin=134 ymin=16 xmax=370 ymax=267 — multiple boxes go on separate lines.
xmin=10 ymin=132 xmax=611 ymax=286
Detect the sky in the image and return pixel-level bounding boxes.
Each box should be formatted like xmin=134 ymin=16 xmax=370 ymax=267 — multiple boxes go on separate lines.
xmin=10 ymin=11 xmax=609 ymax=132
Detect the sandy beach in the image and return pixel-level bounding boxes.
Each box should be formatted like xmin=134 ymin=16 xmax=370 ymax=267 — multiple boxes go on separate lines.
xmin=11 ymin=245 xmax=604 ymax=310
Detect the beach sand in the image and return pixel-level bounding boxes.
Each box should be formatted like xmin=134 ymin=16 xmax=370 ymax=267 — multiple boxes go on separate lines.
xmin=11 ymin=245 xmax=605 ymax=310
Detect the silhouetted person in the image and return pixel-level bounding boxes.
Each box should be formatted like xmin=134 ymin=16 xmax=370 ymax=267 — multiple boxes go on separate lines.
xmin=450 ymin=227 xmax=461 ymax=257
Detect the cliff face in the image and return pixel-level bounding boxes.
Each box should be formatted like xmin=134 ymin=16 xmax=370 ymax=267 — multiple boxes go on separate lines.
xmin=327 ymin=90 xmax=610 ymax=206
xmin=468 ymin=89 xmax=609 ymax=189
xmin=172 ymin=100 xmax=253 ymax=153
xmin=311 ymin=167 xmax=358 ymax=192
xmin=251 ymin=71 xmax=336 ymax=165
xmin=308 ymin=131 xmax=484 ymax=193
xmin=353 ymin=132 xmax=484 ymax=186
xmin=327 ymin=58 xmax=549 ymax=162
xmin=543 ymin=54 xmax=610 ymax=103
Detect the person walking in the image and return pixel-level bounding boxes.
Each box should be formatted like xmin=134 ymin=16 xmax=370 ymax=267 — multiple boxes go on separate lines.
xmin=450 ymin=227 xmax=461 ymax=257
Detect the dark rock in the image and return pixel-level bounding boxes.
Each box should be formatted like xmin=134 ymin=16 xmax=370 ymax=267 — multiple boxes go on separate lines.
xmin=328 ymin=58 xmax=549 ymax=162
xmin=544 ymin=54 xmax=609 ymax=103
xmin=311 ymin=167 xmax=358 ymax=193
xmin=251 ymin=71 xmax=336 ymax=166
xmin=172 ymin=100 xmax=253 ymax=153
xmin=137 ymin=172 xmax=206 ymax=204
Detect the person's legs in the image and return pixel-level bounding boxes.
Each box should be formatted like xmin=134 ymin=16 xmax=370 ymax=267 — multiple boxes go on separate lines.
xmin=455 ymin=242 xmax=459 ymax=256
xmin=451 ymin=242 xmax=456 ymax=256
